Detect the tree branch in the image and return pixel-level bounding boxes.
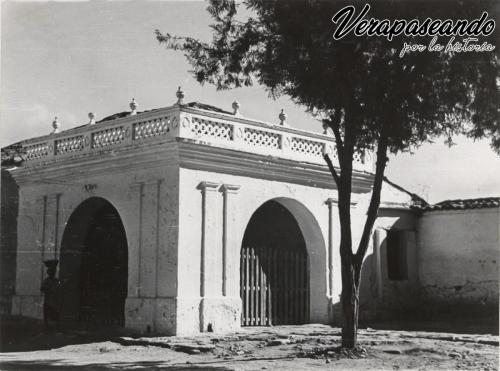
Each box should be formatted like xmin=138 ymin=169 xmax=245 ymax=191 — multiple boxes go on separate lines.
xmin=354 ymin=133 xmax=389 ymax=267
xmin=323 ymin=153 xmax=340 ymax=187
xmin=326 ymin=108 xmax=344 ymax=155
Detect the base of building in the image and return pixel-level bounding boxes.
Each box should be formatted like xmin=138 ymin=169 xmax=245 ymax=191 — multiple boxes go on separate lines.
xmin=125 ymin=297 xmax=176 ymax=335
xmin=124 ymin=296 xmax=241 ymax=335
xmin=199 ymin=296 xmax=241 ymax=333
xmin=11 ymin=295 xmax=43 ymax=319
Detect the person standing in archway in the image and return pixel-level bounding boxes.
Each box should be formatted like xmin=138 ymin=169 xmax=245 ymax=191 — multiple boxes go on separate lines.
xmin=41 ymin=259 xmax=62 ymax=330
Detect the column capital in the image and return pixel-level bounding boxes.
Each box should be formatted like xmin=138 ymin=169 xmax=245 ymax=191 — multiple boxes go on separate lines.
xmin=197 ymin=181 xmax=219 ymax=192
xmin=129 ymin=181 xmax=144 ymax=190
xmin=325 ymin=198 xmax=358 ymax=207
xmin=143 ymin=179 xmax=164 ymax=186
xmin=44 ymin=192 xmax=63 ymax=199
xmin=325 ymin=197 xmax=338 ymax=206
xmin=220 ymin=184 xmax=240 ymax=194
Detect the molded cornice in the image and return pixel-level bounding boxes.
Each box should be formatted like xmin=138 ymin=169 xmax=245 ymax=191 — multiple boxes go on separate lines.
xmin=177 ymin=140 xmax=373 ymax=193
xmin=10 ymin=139 xmax=179 ymax=185
xmin=9 ymin=137 xmax=374 ymax=194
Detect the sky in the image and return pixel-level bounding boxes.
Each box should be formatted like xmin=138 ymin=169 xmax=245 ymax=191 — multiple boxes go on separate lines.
xmin=1 ymin=1 xmax=499 ymax=204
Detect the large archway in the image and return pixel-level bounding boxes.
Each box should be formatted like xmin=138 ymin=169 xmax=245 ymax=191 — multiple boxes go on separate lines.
xmin=59 ymin=197 xmax=128 ymax=327
xmin=240 ymin=199 xmax=312 ymax=326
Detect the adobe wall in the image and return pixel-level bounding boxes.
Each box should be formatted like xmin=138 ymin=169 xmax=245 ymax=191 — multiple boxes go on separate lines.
xmin=417 ymin=208 xmax=499 ymax=315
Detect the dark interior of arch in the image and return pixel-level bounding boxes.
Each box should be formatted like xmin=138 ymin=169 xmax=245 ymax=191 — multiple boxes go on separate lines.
xmin=241 ymin=200 xmax=309 ymax=326
xmin=243 ymin=201 xmax=306 ymax=251
xmin=59 ymin=198 xmax=128 ymax=328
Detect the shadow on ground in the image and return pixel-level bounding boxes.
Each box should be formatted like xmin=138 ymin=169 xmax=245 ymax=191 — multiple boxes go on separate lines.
xmin=0 ymin=359 xmax=232 ymax=370
xmin=361 ymin=315 xmax=499 ymax=336
xmin=1 ymin=313 xmax=497 ymax=354
xmin=0 ymin=316 xmax=130 ymax=352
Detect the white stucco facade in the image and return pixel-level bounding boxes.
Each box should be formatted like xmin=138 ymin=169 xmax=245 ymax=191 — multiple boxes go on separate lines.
xmin=417 ymin=207 xmax=499 ymax=311
xmin=5 ymin=101 xmax=383 ymax=334
xmin=2 ymin=99 xmax=498 ymax=335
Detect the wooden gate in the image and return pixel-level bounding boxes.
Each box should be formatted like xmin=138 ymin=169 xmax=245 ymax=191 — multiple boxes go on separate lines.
xmin=240 ymin=246 xmax=309 ymax=326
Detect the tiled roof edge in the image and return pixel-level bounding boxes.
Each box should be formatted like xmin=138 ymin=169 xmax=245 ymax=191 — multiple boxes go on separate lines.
xmin=422 ymin=197 xmax=500 ymax=211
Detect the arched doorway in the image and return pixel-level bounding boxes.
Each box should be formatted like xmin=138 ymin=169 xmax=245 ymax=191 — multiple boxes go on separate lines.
xmin=59 ymin=197 xmax=128 ymax=327
xmin=240 ymin=200 xmax=310 ymax=326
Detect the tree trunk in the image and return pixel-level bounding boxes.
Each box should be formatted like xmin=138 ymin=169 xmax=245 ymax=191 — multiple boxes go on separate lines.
xmin=324 ymin=128 xmax=389 ymax=349
xmin=336 ymin=146 xmax=358 ymax=348
xmin=340 ymin=259 xmax=361 ymax=348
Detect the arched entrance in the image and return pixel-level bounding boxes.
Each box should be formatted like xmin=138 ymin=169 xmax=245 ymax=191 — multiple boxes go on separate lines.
xmin=59 ymin=197 xmax=128 ymax=327
xmin=240 ymin=200 xmax=310 ymax=326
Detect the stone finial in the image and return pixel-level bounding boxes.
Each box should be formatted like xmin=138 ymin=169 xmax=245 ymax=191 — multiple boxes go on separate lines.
xmin=176 ymin=86 xmax=185 ymax=105
xmin=279 ymin=109 xmax=287 ymax=126
xmin=88 ymin=112 xmax=96 ymax=125
xmin=51 ymin=116 xmax=60 ymax=134
xmin=232 ymin=101 xmax=241 ymax=115
xmin=130 ymin=98 xmax=138 ymax=115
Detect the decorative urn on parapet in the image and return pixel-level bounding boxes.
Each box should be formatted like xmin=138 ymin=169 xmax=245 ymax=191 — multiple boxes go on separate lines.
xmin=279 ymin=109 xmax=288 ymax=126
xmin=88 ymin=112 xmax=96 ymax=125
xmin=130 ymin=98 xmax=138 ymax=115
xmin=232 ymin=100 xmax=241 ymax=116
xmin=176 ymin=86 xmax=185 ymax=105
xmin=51 ymin=117 xmax=60 ymax=134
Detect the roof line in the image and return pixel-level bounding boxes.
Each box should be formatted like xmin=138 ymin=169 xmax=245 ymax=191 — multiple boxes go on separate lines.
xmin=423 ymin=197 xmax=500 ymax=212
xmin=383 ymin=176 xmax=428 ymax=206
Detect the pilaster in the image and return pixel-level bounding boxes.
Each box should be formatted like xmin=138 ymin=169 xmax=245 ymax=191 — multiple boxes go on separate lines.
xmin=125 ymin=179 xmax=173 ymax=334
xmin=373 ymin=228 xmax=386 ymax=300
xmin=220 ymin=184 xmax=241 ymax=297
xmin=13 ymin=193 xmax=45 ymax=318
xmin=127 ymin=182 xmax=144 ymax=298
xmin=38 ymin=196 xmax=48 ymax=283
xmin=44 ymin=193 xmax=62 ymax=261
xmin=140 ymin=180 xmax=161 ymax=298
xmin=325 ymin=198 xmax=337 ymax=298
xmin=195 ymin=181 xmax=241 ymax=333
xmin=197 ymin=181 xmax=220 ymax=298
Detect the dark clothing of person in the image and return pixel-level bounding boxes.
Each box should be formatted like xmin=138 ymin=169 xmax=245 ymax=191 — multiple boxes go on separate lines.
xmin=41 ymin=277 xmax=61 ymax=325
xmin=43 ymin=305 xmax=60 ymax=322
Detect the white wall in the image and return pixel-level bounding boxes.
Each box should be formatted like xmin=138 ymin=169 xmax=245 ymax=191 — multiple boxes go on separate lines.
xmin=10 ymin=156 xmax=180 ymax=334
xmin=356 ymin=181 xmax=419 ymax=320
xmin=417 ymin=208 xmax=499 ymax=311
xmin=177 ymin=167 xmax=335 ymax=333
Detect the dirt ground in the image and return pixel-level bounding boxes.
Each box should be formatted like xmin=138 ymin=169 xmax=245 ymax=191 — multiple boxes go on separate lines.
xmin=0 ymin=317 xmax=498 ymax=370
